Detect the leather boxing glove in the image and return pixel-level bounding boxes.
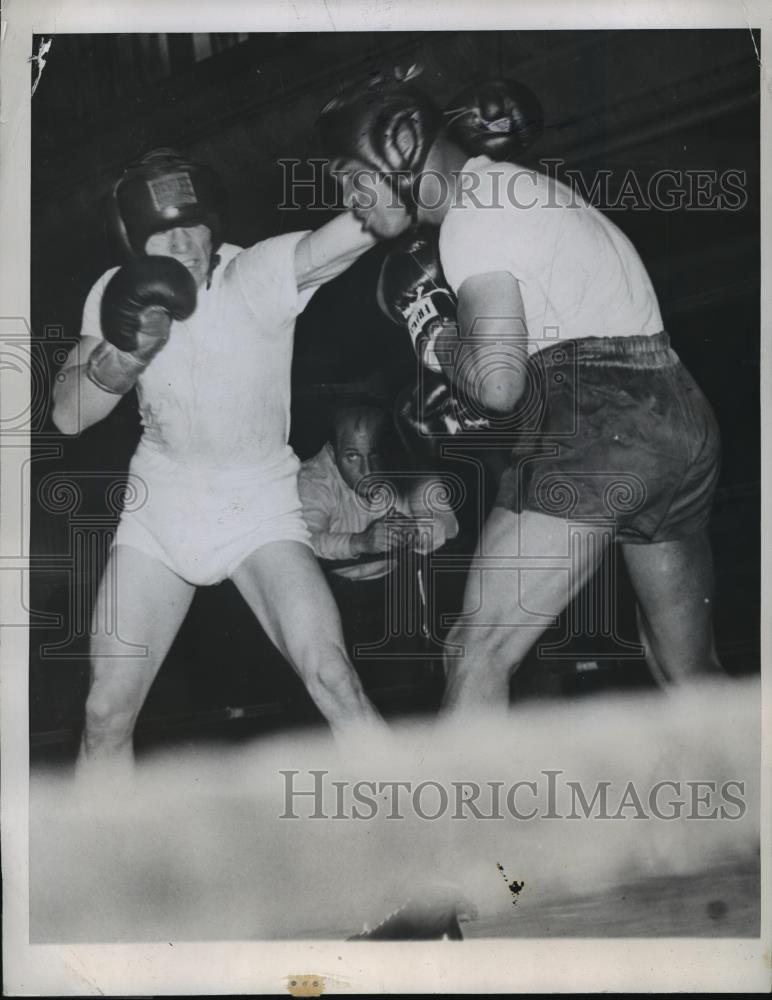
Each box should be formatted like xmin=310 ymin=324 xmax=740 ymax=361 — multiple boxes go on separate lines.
xmin=445 ymin=79 xmax=543 ymax=161
xmin=377 ymin=229 xmax=457 ymax=374
xmin=394 ymin=371 xmax=491 ymax=465
xmin=87 ymin=256 xmax=197 ymax=395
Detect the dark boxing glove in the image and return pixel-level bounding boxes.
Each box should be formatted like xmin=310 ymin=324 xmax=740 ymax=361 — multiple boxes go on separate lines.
xmin=377 ymin=229 xmax=457 ymax=375
xmin=395 ymin=371 xmax=491 ymax=464
xmin=100 ymin=255 xmax=197 ymax=352
xmin=445 ymin=79 xmax=543 ymax=161
xmin=87 ymin=256 xmax=197 ymax=394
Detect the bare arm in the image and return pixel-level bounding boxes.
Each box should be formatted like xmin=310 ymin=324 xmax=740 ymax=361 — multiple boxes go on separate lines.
xmin=446 ymin=271 xmax=530 ymax=414
xmin=294 ymin=212 xmax=376 ymax=293
xmin=51 ymin=337 xmax=125 ymax=435
xmin=52 ymin=259 xmax=188 ymax=435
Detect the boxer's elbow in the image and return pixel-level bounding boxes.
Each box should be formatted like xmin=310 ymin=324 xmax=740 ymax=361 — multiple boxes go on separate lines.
xmin=52 ymin=364 xmax=123 ymax=435
xmin=53 ymin=415 xmax=79 ymax=437
xmin=51 ymin=393 xmax=81 ymax=436
xmin=475 ymin=371 xmax=524 ymax=414
xmin=461 ymin=334 xmax=528 ymax=414
xmin=52 ymin=388 xmax=104 ymax=436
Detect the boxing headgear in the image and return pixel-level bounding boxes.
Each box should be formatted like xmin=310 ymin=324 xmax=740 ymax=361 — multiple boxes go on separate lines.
xmin=105 ymin=148 xmax=226 ymax=258
xmin=318 ymin=71 xmax=543 ymax=220
xmin=317 ymin=71 xmax=444 ymax=221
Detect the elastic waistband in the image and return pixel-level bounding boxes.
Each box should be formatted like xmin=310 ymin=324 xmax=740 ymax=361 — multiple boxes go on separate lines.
xmin=535 ymin=331 xmax=679 ymax=370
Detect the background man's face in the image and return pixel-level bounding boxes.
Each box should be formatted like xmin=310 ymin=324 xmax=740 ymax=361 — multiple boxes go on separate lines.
xmin=333 ymin=418 xmax=385 ymax=492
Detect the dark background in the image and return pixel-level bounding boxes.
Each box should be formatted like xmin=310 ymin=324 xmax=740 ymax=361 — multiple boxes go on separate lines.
xmin=28 ymin=30 xmax=760 ymax=756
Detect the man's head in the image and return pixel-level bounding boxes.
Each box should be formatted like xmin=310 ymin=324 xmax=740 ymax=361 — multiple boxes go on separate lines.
xmin=318 ymin=72 xmax=543 ymax=238
xmin=331 ymin=403 xmax=389 ymax=492
xmin=106 ymin=148 xmax=226 ymax=287
xmin=318 ymin=73 xmax=443 ymax=239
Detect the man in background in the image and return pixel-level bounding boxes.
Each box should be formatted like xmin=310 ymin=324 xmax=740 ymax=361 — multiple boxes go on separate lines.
xmin=299 ymin=401 xmax=458 ymax=692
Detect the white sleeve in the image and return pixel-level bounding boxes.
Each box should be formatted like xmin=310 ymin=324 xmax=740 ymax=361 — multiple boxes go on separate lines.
xmin=298 ymin=462 xmax=356 ymax=561
xmin=231 ymin=231 xmax=317 ymax=322
xmin=439 ymin=167 xmax=547 ymax=293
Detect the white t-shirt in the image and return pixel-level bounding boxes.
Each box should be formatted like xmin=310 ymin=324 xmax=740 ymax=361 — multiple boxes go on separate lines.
xmin=439 ymin=157 xmax=663 ymax=353
xmin=79 ymin=233 xmax=316 ymax=472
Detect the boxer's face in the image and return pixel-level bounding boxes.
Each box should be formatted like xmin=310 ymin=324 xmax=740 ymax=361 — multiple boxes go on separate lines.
xmin=333 ymin=159 xmax=412 ymax=239
xmin=334 ymin=423 xmax=384 ymax=492
xmin=145 ymin=224 xmax=213 ymax=288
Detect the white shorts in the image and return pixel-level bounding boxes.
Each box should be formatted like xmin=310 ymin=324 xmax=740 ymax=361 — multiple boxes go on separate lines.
xmin=114 ymin=449 xmax=312 ymax=586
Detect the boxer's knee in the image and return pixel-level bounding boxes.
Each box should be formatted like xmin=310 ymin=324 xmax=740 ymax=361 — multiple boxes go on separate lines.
xmin=293 ymin=634 xmax=359 ymax=697
xmin=443 ymin=623 xmax=519 ymax=685
xmin=83 ymin=655 xmax=153 ymax=751
xmin=82 ymin=689 xmax=138 ymax=753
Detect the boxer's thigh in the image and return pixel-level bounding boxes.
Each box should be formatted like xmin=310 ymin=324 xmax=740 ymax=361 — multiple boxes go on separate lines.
xmin=442 ymin=507 xmax=607 ymax=711
xmin=452 ymin=506 xmax=607 ymax=644
xmin=231 ymin=540 xmax=347 ymax=664
xmin=89 ymin=544 xmax=195 ymax=699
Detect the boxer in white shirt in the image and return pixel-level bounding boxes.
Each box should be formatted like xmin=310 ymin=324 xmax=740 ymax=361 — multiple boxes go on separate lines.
xmin=319 ymin=75 xmax=724 ymax=713
xmin=52 ymin=148 xmax=384 ymax=776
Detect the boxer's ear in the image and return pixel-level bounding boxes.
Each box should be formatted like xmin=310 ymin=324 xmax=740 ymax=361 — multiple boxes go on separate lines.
xmin=387 ymin=109 xmax=422 ymax=168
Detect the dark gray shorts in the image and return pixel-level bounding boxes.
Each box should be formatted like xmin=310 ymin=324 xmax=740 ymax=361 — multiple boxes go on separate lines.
xmin=494 ymin=332 xmax=721 ymax=543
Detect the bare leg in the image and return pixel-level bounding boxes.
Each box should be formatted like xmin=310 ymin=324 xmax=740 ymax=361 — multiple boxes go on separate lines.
xmin=622 ymin=530 xmax=724 ymax=684
xmin=442 ymin=508 xmax=608 ymax=712
xmin=231 ymin=541 xmax=385 ymax=740
xmin=78 ymin=545 xmax=195 ymax=780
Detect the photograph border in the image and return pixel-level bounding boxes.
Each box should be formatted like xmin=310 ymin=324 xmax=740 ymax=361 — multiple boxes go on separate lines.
xmin=2 ymin=0 xmax=770 ymax=993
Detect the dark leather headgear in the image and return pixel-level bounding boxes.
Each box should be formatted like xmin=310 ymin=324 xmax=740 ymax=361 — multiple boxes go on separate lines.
xmin=318 ymin=72 xmax=445 ymax=220
xmin=318 ymin=71 xmax=543 ymax=220
xmin=105 ymin=148 xmax=227 ymax=258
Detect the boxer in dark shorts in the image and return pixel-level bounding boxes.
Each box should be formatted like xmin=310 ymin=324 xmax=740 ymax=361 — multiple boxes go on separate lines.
xmin=496 ymin=332 xmax=721 ymax=543
xmin=319 ymin=74 xmax=725 ymax=710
